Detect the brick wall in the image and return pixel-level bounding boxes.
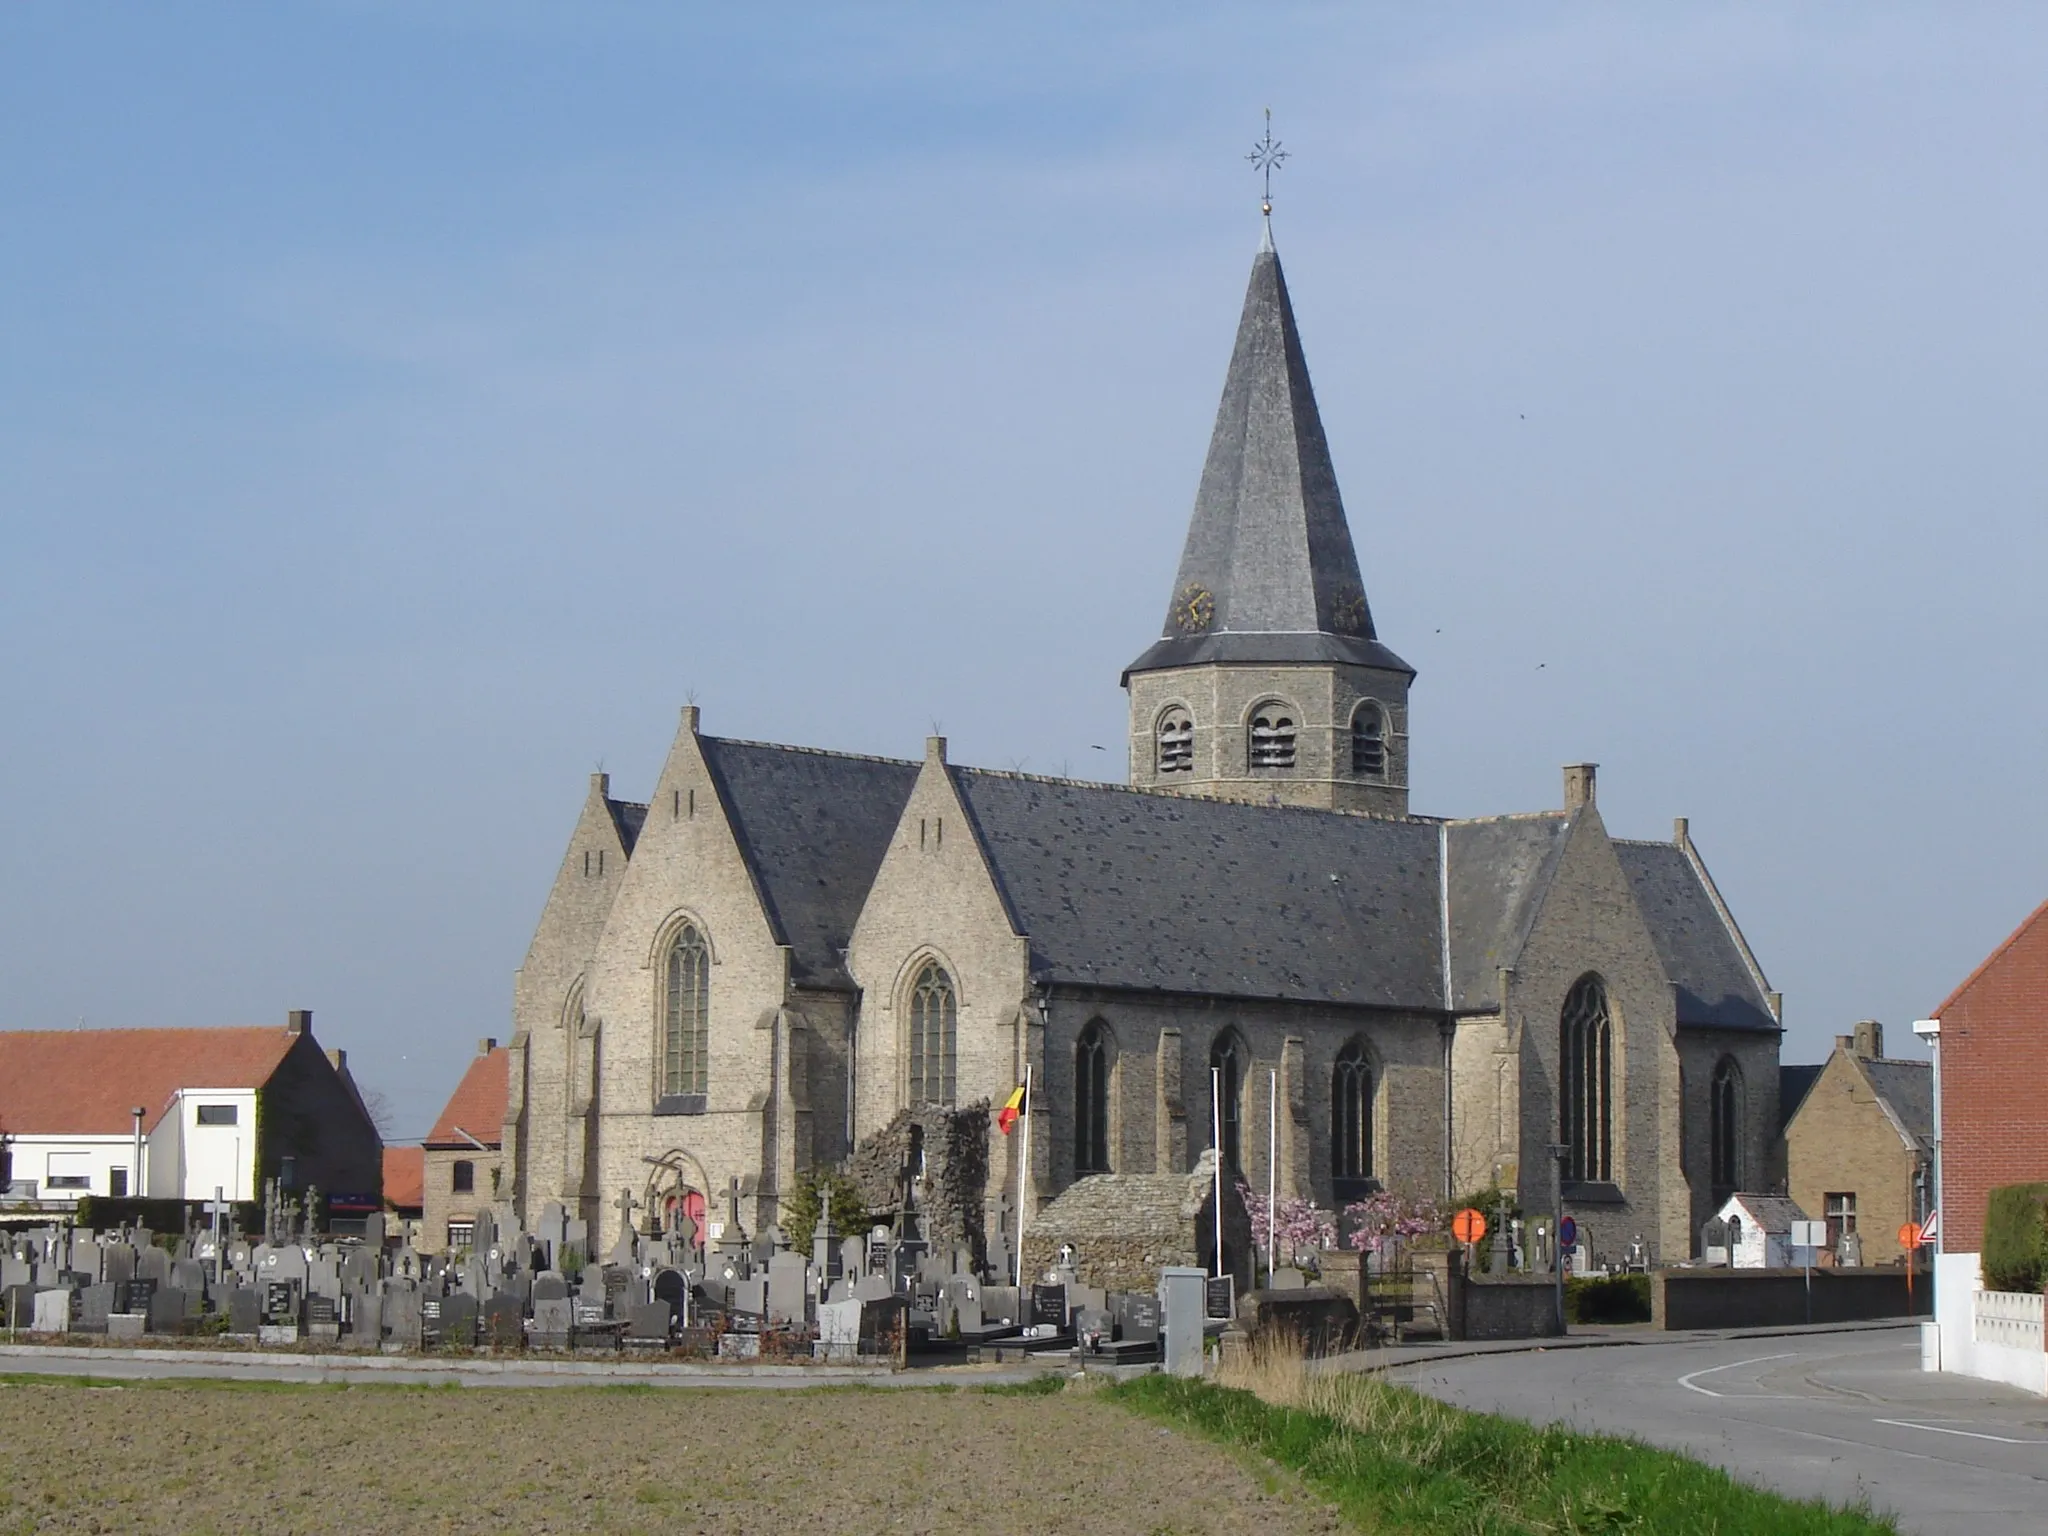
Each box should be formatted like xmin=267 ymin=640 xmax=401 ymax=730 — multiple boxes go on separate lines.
xmin=1936 ymin=899 xmax=2048 ymax=1253
xmin=1783 ymin=1049 xmax=1923 ymax=1264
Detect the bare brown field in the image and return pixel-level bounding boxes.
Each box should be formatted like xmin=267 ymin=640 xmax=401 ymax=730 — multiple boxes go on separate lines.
xmin=0 ymin=1377 xmax=1343 ymax=1535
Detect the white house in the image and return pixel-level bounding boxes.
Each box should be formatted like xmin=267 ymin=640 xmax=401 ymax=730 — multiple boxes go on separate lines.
xmin=1712 ymin=1193 xmax=1807 ymax=1269
xmin=0 ymin=1012 xmax=382 ymax=1208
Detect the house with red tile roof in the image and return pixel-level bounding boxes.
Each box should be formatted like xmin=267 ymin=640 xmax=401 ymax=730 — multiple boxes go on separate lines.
xmin=421 ymin=1039 xmax=508 ymax=1251
xmin=381 ymin=1144 xmax=425 ymax=1244
xmin=0 ymin=1010 xmax=381 ymax=1210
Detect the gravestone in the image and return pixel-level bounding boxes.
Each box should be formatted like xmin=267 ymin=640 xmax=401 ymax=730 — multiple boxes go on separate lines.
xmin=732 ymin=1276 xmax=768 ymax=1318
xmin=532 ymin=1297 xmax=572 ymax=1349
xmin=483 ymin=1295 xmax=524 ymax=1349
xmin=850 ymin=1274 xmax=893 ymax=1304
xmin=1112 ymin=1291 xmax=1160 ymax=1345
xmin=119 ymin=1277 xmax=159 ymax=1316
xmin=981 ymin=1285 xmax=1019 ymax=1326
xmin=1073 ymin=1305 xmax=1114 ymax=1349
xmin=147 ymin=1287 xmax=190 ymax=1335
xmin=170 ymin=1259 xmax=207 ymax=1298
xmin=1160 ymin=1267 xmax=1206 ymax=1377
xmin=362 ymin=1212 xmax=386 ymax=1249
xmin=765 ymin=1251 xmax=808 ymax=1326
xmin=136 ymin=1247 xmax=171 ymax=1285
xmin=1 ymin=1284 xmax=35 ymax=1330
xmin=0 ymin=1256 xmax=29 ymax=1292
xmin=439 ymin=1292 xmax=479 ymax=1348
xmin=107 ymin=1312 xmax=147 ymax=1342
xmin=532 ymin=1272 xmax=569 ymax=1304
xmin=102 ymin=1246 xmax=137 ymax=1288
xmin=349 ymin=1291 xmax=382 ymax=1349
xmin=77 ymin=1282 xmax=117 ymax=1334
xmin=651 ymin=1268 xmax=690 ymax=1327
xmin=383 ymin=1283 xmax=423 ymax=1348
xmin=623 ymin=1299 xmax=671 ymax=1347
xmin=228 ymin=1288 xmax=261 ymax=1337
xmin=572 ymin=1298 xmax=608 ymax=1347
xmin=30 ymin=1289 xmax=72 ymax=1334
xmin=943 ymin=1276 xmax=982 ymax=1334
xmin=306 ymin=1293 xmax=341 ymax=1343
xmin=1028 ymin=1283 xmax=1067 ymax=1331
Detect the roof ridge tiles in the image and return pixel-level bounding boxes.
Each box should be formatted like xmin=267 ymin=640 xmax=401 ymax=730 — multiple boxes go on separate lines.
xmin=701 ymin=734 xmax=921 ymax=769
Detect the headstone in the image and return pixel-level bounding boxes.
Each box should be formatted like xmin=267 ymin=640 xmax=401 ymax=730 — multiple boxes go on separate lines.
xmin=651 ymin=1268 xmax=689 ymax=1326
xmin=1112 ymin=1291 xmax=1160 ymax=1344
xmin=77 ymin=1282 xmax=117 ymax=1334
xmin=107 ymin=1312 xmax=147 ymax=1342
xmin=119 ymin=1277 xmax=159 ymax=1316
xmin=349 ymin=1291 xmax=382 ymax=1349
xmin=572 ymin=1298 xmax=608 ymax=1345
xmin=102 ymin=1245 xmax=137 ymax=1288
xmin=1160 ymin=1267 xmax=1206 ymax=1377
xmin=816 ymin=1297 xmax=861 ymax=1358
xmin=1074 ymin=1305 xmax=1114 ymax=1349
xmin=533 ymin=1271 xmax=570 ymax=1303
xmin=981 ymin=1285 xmax=1019 ymax=1326
xmin=362 ymin=1212 xmax=387 ymax=1250
xmin=850 ymin=1274 xmax=893 ymax=1304
xmin=228 ymin=1288 xmax=261 ymax=1337
xmin=624 ymin=1299 xmax=671 ymax=1347
xmin=766 ymin=1251 xmax=808 ymax=1326
xmin=439 ymin=1292 xmax=478 ymax=1348
xmin=944 ymin=1276 xmax=982 ymax=1333
xmin=483 ymin=1294 xmax=524 ymax=1349
xmin=147 ymin=1287 xmax=190 ymax=1335
xmin=532 ymin=1297 xmax=572 ymax=1349
xmin=171 ymin=1259 xmax=207 ymax=1297
xmin=383 ymin=1283 xmax=423 ymax=1348
xmin=1029 ymin=1283 xmax=1067 ymax=1330
xmin=306 ymin=1293 xmax=341 ymax=1343
xmin=136 ymin=1247 xmax=171 ymax=1285
xmin=30 ymin=1289 xmax=72 ymax=1334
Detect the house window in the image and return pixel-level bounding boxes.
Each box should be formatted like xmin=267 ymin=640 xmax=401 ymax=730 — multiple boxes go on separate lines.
xmin=1075 ymin=1021 xmax=1112 ymax=1174
xmin=908 ymin=961 xmax=957 ymax=1105
xmin=662 ymin=923 xmax=711 ymax=1099
xmin=1332 ymin=1039 xmax=1373 ymax=1192
xmin=1249 ymin=707 xmax=1296 ymax=770
xmin=1210 ymin=1031 xmax=1246 ymax=1173
xmin=1156 ymin=710 xmax=1194 ymax=775
xmin=1825 ymin=1192 xmax=1857 ymax=1249
xmin=45 ymin=1153 xmax=91 ymax=1191
xmin=108 ymin=1168 xmax=128 ymax=1199
xmin=1351 ymin=704 xmax=1386 ymax=779
xmin=446 ymin=1221 xmax=474 ymax=1249
xmin=452 ymin=1159 xmax=475 ymax=1194
xmin=1709 ymin=1058 xmax=1742 ymax=1197
xmin=1560 ymin=974 xmax=1613 ymax=1184
xmin=196 ymin=1103 xmax=239 ymax=1127
xmin=280 ymin=1155 xmax=297 ymax=1188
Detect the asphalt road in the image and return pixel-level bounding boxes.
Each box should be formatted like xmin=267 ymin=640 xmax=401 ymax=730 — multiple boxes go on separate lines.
xmin=1385 ymin=1327 xmax=2048 ymax=1535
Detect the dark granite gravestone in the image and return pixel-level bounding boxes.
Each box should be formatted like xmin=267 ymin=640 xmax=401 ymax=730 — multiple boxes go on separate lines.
xmin=623 ymin=1299 xmax=672 ymax=1347
xmin=146 ymin=1287 xmax=190 ymax=1335
xmin=1112 ymin=1291 xmax=1161 ymax=1344
xmin=571 ymin=1299 xmax=609 ymax=1348
xmin=1028 ymin=1284 xmax=1067 ymax=1329
xmin=420 ymin=1295 xmax=444 ymax=1346
xmin=1205 ymin=1276 xmax=1235 ymax=1320
xmin=263 ymin=1281 xmax=299 ymax=1326
xmin=1 ymin=1284 xmax=36 ymax=1330
xmin=651 ymin=1268 xmax=689 ymax=1323
xmin=119 ymin=1277 xmax=159 ymax=1316
xmin=348 ymin=1290 xmax=381 ymax=1348
xmin=228 ymin=1288 xmax=261 ymax=1336
xmin=439 ymin=1292 xmax=478 ymax=1348
xmin=483 ymin=1295 xmax=524 ymax=1349
xmin=73 ymin=1283 xmax=109 ymax=1334
xmin=306 ymin=1293 xmax=341 ymax=1342
xmin=532 ymin=1272 xmax=569 ymax=1304
xmin=383 ymin=1283 xmax=423 ymax=1348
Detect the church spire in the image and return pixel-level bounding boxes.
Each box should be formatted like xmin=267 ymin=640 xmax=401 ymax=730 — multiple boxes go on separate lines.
xmin=1124 ymin=231 xmax=1411 ymax=681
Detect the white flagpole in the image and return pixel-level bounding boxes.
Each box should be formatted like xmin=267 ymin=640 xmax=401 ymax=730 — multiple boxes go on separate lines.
xmin=1268 ymin=1068 xmax=1278 ymax=1290
xmin=1211 ymin=1066 xmax=1224 ymax=1279
xmin=1013 ymin=1065 xmax=1032 ymax=1291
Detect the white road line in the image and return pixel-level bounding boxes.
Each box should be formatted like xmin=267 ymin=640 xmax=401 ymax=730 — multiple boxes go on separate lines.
xmin=1875 ymin=1418 xmax=2048 ymax=1446
xmin=1676 ymin=1353 xmax=1795 ymax=1398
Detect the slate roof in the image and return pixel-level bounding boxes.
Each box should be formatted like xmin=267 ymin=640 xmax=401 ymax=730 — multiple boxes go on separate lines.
xmin=948 ymin=769 xmax=1444 ymax=1009
xmin=424 ymin=1047 xmax=508 ymax=1150
xmin=1127 ymin=238 xmax=1412 ymax=682
xmin=1863 ymin=1058 xmax=1933 ymax=1152
xmin=1443 ymin=814 xmax=1572 ymax=1011
xmin=0 ymin=1026 xmax=298 ymax=1135
xmin=606 ymin=798 xmax=648 ymax=856
xmin=382 ymin=1146 xmax=425 ymax=1213
xmin=1778 ymin=1063 xmax=1824 ymax=1134
xmin=698 ymin=737 xmax=919 ymax=989
xmin=1613 ymin=841 xmax=1777 ymax=1032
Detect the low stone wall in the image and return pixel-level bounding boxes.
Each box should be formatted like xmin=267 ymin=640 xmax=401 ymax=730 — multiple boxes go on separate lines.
xmin=1651 ymin=1267 xmax=1919 ymax=1330
xmin=1463 ymin=1276 xmax=1562 ymax=1340
xmin=1239 ymin=1287 xmax=1359 ymax=1354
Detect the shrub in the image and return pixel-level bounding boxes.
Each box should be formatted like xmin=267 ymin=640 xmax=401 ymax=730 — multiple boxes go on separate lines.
xmin=1566 ymin=1273 xmax=1652 ymax=1324
xmin=779 ymin=1166 xmax=872 ymax=1251
xmin=1982 ymin=1183 xmax=2048 ymax=1294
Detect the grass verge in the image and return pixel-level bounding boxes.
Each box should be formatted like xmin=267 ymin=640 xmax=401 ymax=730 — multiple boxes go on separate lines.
xmin=1107 ymin=1338 xmax=1895 ymax=1535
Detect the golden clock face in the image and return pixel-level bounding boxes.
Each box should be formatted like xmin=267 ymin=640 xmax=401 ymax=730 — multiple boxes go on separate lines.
xmin=1330 ymin=586 xmax=1368 ymax=635
xmin=1173 ymin=583 xmax=1216 ymax=635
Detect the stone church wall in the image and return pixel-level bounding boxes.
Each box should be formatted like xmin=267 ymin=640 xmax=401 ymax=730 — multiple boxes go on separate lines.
xmin=1677 ymin=1027 xmax=1782 ymax=1251
xmin=1449 ymin=1011 xmax=1516 ymax=1196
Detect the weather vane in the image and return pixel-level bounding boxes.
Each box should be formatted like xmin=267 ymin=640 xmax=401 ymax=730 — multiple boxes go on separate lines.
xmin=1246 ymin=107 xmax=1288 ymax=217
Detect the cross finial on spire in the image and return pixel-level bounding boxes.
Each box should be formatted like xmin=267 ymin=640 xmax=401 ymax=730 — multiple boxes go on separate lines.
xmin=1246 ymin=107 xmax=1288 ymax=218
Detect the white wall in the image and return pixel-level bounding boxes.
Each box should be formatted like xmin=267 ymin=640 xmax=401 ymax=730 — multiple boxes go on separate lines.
xmin=9 ymin=1135 xmax=140 ymax=1199
xmin=160 ymin=1089 xmax=258 ymax=1200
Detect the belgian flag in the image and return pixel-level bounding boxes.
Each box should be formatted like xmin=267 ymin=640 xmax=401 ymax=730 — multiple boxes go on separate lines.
xmin=997 ymin=1083 xmax=1026 ymax=1135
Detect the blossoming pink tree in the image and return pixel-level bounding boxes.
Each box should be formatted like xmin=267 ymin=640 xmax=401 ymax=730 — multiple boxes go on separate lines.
xmin=1237 ymin=1181 xmax=1335 ymax=1275
xmin=1341 ymin=1190 xmax=1446 ymax=1269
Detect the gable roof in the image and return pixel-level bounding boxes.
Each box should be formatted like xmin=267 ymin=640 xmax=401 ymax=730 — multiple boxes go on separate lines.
xmin=1718 ymin=1193 xmax=1808 ymax=1232
xmin=1935 ymin=894 xmax=2048 ymax=1017
xmin=1778 ymin=1063 xmax=1824 ymax=1133
xmin=948 ymin=768 xmax=1444 ymax=1009
xmin=1861 ymin=1057 xmax=1934 ymax=1153
xmin=1443 ymin=814 xmax=1572 ymax=1011
xmin=1612 ymin=841 xmax=1778 ymax=1032
xmin=382 ymin=1145 xmax=424 ymax=1212
xmin=698 ymin=737 xmax=920 ymax=989
xmin=606 ymin=798 xmax=648 ymax=856
xmin=1126 ymin=237 xmax=1411 ymax=682
xmin=424 ymin=1047 xmax=509 ymax=1150
xmin=0 ymin=1026 xmax=298 ymax=1136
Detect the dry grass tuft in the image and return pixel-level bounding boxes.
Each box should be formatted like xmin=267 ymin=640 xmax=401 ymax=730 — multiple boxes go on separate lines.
xmin=1218 ymin=1329 xmax=1461 ymax=1459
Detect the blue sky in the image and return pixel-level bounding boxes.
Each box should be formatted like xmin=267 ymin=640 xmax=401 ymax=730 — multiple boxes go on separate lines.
xmin=4 ymin=5 xmax=2044 ymax=1136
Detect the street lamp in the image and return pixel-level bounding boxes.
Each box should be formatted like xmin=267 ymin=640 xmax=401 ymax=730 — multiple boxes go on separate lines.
xmin=1548 ymin=1141 xmax=1570 ymax=1334
xmin=1911 ymin=1019 xmax=1941 ymax=1256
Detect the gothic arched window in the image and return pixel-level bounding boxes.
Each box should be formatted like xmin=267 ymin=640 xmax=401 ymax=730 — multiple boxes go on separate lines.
xmin=1710 ymin=1057 xmax=1743 ymax=1197
xmin=1332 ymin=1039 xmax=1374 ymax=1192
xmin=1156 ymin=709 xmax=1194 ymax=775
xmin=1560 ymin=974 xmax=1613 ymax=1184
xmin=662 ymin=924 xmax=710 ymax=1098
xmin=1249 ymin=705 xmax=1297 ymax=771
xmin=908 ymin=961 xmax=957 ymax=1106
xmin=1351 ymin=703 xmax=1386 ymax=779
xmin=1075 ymin=1020 xmax=1112 ymax=1174
xmin=1210 ymin=1030 xmax=1246 ymax=1173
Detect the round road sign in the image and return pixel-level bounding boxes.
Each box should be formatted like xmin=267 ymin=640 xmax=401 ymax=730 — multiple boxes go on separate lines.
xmin=1558 ymin=1216 xmax=1579 ymax=1249
xmin=1451 ymin=1208 xmax=1487 ymax=1245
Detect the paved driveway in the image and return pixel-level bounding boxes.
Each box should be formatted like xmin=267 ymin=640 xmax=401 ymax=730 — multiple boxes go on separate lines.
xmin=1385 ymin=1327 xmax=2048 ymax=1535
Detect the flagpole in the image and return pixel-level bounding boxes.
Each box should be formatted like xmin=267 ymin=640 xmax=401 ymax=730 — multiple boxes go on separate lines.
xmin=1267 ymin=1068 xmax=1278 ymax=1290
xmin=1211 ymin=1066 xmax=1224 ymax=1280
xmin=1014 ymin=1064 xmax=1032 ymax=1291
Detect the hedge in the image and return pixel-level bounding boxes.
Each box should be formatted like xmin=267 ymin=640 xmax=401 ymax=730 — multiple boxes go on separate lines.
xmin=1982 ymin=1183 xmax=2048 ymax=1294
xmin=1566 ymin=1272 xmax=1652 ymax=1324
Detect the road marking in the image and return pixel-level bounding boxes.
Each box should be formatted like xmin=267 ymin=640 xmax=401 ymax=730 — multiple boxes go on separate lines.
xmin=1875 ymin=1418 xmax=2048 ymax=1446
xmin=1677 ymin=1353 xmax=1795 ymax=1398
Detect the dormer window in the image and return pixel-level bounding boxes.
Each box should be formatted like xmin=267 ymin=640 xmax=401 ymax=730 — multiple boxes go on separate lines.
xmin=1249 ymin=706 xmax=1296 ymax=770
xmin=1156 ymin=709 xmax=1194 ymax=774
xmin=1351 ymin=703 xmax=1386 ymax=779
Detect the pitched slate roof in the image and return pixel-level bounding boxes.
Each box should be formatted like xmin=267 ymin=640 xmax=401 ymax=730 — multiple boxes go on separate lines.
xmin=948 ymin=769 xmax=1444 ymax=1009
xmin=1613 ymin=841 xmax=1777 ymax=1032
xmin=698 ymin=737 xmax=919 ymax=989
xmin=1862 ymin=1057 xmax=1933 ymax=1152
xmin=1443 ymin=814 xmax=1572 ymax=1011
xmin=1126 ymin=238 xmax=1411 ymax=682
xmin=424 ymin=1046 xmax=508 ymax=1150
xmin=1778 ymin=1063 xmax=1824 ymax=1133
xmin=0 ymin=1026 xmax=298 ymax=1135
xmin=606 ymin=798 xmax=648 ymax=855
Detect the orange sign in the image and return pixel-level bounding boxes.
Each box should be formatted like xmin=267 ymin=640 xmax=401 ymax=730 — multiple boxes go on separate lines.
xmin=1452 ymin=1208 xmax=1487 ymax=1245
xmin=1898 ymin=1222 xmax=1923 ymax=1249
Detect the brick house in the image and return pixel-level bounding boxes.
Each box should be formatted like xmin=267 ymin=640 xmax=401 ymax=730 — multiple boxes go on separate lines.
xmin=1781 ymin=1021 xmax=1932 ymax=1266
xmin=421 ymin=1040 xmax=507 ymax=1252
xmin=0 ymin=1010 xmax=380 ymax=1207
xmin=382 ymin=1145 xmax=424 ymax=1246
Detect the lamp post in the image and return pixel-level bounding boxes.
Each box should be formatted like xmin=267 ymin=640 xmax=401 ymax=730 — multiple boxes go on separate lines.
xmin=1548 ymin=1141 xmax=1569 ymax=1334
xmin=131 ymin=1106 xmax=146 ymax=1201
xmin=1912 ymin=1018 xmax=1941 ymax=1258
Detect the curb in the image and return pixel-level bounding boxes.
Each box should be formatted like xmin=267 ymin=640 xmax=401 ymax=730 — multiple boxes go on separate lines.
xmin=1320 ymin=1317 xmax=1921 ymax=1375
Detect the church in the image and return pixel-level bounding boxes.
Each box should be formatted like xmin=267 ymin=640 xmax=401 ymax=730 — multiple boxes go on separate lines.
xmin=497 ymin=224 xmax=1783 ymax=1270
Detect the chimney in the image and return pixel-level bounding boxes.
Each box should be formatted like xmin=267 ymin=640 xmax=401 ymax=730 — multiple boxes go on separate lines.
xmin=1851 ymin=1020 xmax=1883 ymax=1059
xmin=1563 ymin=763 xmax=1598 ymax=811
xmin=926 ymin=735 xmax=948 ymax=765
xmin=286 ymin=1009 xmax=312 ymax=1037
xmin=479 ymin=1036 xmax=497 ymax=1055
xmin=590 ymin=771 xmax=610 ymax=797
xmin=680 ymin=704 xmax=700 ymax=733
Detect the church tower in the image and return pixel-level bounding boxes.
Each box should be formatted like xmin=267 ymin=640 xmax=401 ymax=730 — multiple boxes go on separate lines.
xmin=1124 ymin=228 xmax=1414 ymax=815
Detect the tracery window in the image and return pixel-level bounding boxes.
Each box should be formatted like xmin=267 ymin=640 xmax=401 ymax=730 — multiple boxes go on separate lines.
xmin=1210 ymin=1031 xmax=1247 ymax=1172
xmin=1156 ymin=709 xmax=1195 ymax=775
xmin=908 ymin=961 xmax=957 ymax=1105
xmin=1075 ymin=1020 xmax=1112 ymax=1174
xmin=1351 ymin=703 xmax=1386 ymax=779
xmin=662 ymin=924 xmax=711 ymax=1098
xmin=1560 ymin=974 xmax=1613 ymax=1184
xmin=1710 ymin=1057 xmax=1742 ymax=1197
xmin=1249 ymin=705 xmax=1297 ymax=770
xmin=1332 ymin=1039 xmax=1374 ymax=1191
